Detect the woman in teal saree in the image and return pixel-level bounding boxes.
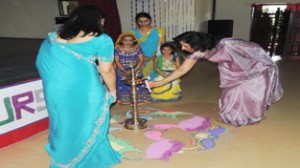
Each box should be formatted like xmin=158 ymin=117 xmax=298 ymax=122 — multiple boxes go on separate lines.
xmin=36 ymin=5 xmax=121 ymax=168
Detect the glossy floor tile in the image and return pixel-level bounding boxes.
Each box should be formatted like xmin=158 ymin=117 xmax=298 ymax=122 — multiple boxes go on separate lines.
xmin=0 ymin=57 xmax=299 ymax=168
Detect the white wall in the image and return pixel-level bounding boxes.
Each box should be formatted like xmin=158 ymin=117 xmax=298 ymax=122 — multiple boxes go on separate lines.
xmin=0 ymin=0 xmax=150 ymax=38
xmin=195 ymin=0 xmax=213 ymax=32
xmin=0 ymin=0 xmax=59 ymax=39
xmin=109 ymin=0 xmax=300 ymax=40
xmin=116 ymin=0 xmax=212 ymax=33
xmin=0 ymin=0 xmax=299 ymax=39
xmin=116 ymin=0 xmax=132 ymax=32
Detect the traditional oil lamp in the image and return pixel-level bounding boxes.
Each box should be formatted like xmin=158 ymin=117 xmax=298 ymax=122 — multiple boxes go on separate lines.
xmin=122 ymin=63 xmax=147 ymax=130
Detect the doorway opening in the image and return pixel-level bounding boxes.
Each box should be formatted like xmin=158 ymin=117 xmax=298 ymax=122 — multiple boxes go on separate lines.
xmin=250 ymin=4 xmax=288 ymax=61
xmin=251 ymin=3 xmax=300 ymax=61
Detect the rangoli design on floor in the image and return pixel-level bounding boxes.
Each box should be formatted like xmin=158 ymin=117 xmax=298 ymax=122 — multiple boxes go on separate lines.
xmin=109 ymin=107 xmax=226 ymax=161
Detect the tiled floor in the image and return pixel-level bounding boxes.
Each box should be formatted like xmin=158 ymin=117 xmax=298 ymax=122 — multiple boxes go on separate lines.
xmin=0 ymin=39 xmax=299 ymax=168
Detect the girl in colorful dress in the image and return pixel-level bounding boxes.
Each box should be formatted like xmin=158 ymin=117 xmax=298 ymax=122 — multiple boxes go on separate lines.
xmin=114 ymin=32 xmax=151 ymax=104
xmin=129 ymin=12 xmax=165 ymax=80
xmin=151 ymin=42 xmax=182 ymax=102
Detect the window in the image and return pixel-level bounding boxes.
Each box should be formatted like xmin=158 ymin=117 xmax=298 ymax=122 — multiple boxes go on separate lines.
xmin=58 ymin=0 xmax=78 ymax=16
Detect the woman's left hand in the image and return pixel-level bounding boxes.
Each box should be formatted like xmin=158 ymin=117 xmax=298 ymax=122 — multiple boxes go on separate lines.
xmin=110 ymin=91 xmax=117 ymax=103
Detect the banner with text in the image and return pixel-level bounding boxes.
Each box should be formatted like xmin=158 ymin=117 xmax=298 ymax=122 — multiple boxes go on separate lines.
xmin=0 ymin=79 xmax=48 ymax=135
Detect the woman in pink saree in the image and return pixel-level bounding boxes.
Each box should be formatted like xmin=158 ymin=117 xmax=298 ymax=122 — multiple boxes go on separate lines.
xmin=150 ymin=31 xmax=283 ymax=126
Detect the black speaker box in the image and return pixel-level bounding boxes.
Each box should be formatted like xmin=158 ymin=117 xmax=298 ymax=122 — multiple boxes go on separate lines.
xmin=55 ymin=17 xmax=70 ymax=24
xmin=208 ymin=20 xmax=234 ymax=38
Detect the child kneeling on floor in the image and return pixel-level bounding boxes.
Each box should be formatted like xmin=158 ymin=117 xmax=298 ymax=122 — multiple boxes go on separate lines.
xmin=151 ymin=42 xmax=182 ymax=102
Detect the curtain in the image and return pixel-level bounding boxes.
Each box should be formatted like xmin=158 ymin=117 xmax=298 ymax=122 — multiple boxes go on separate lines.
xmin=250 ymin=4 xmax=263 ymax=21
xmin=78 ymin=0 xmax=122 ymax=42
xmin=287 ymin=3 xmax=300 ymax=11
xmin=251 ymin=4 xmax=263 ymax=13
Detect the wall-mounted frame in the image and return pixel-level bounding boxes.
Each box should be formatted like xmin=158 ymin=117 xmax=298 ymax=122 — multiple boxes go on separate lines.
xmin=58 ymin=0 xmax=78 ymax=16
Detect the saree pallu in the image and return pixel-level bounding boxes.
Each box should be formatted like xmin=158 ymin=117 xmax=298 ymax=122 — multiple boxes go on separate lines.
xmin=129 ymin=27 xmax=165 ymax=79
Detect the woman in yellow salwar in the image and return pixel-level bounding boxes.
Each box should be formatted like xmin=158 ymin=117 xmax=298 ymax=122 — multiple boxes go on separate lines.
xmin=129 ymin=12 xmax=165 ymax=80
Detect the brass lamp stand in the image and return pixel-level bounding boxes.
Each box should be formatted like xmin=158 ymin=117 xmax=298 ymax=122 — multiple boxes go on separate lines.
xmin=123 ymin=64 xmax=147 ymax=130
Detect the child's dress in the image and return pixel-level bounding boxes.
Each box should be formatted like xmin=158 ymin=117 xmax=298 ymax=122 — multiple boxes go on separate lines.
xmin=115 ymin=48 xmax=151 ymax=104
xmin=151 ymin=54 xmax=182 ymax=102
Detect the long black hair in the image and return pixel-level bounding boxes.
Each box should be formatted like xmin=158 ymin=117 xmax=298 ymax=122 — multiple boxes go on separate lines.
xmin=135 ymin=12 xmax=152 ymax=27
xmin=160 ymin=42 xmax=176 ymax=54
xmin=173 ymin=31 xmax=220 ymax=52
xmin=58 ymin=5 xmax=106 ymax=40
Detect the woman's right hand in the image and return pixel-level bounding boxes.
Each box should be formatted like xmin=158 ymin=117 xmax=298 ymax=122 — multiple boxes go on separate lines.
xmin=143 ymin=56 xmax=154 ymax=62
xmin=148 ymin=81 xmax=163 ymax=88
xmin=143 ymin=56 xmax=150 ymax=62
